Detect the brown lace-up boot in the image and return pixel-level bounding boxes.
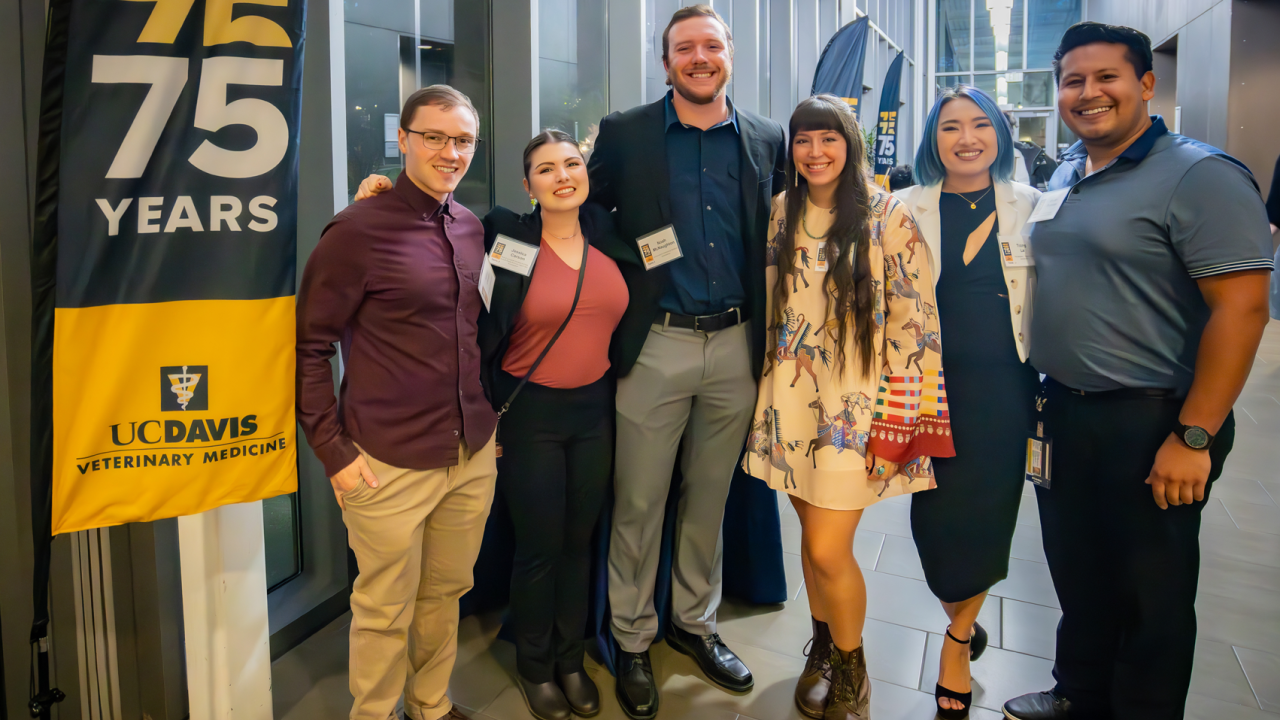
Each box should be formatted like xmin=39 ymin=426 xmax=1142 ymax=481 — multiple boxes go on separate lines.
xmin=824 ymin=644 xmax=871 ymax=720
xmin=794 ymin=617 xmax=834 ymax=718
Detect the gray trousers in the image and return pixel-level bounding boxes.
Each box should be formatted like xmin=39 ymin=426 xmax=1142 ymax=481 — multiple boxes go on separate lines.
xmin=608 ymin=321 xmax=757 ymax=652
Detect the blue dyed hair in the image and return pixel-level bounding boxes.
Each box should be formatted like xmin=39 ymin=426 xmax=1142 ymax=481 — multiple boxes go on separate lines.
xmin=913 ymin=85 xmax=1015 ymax=186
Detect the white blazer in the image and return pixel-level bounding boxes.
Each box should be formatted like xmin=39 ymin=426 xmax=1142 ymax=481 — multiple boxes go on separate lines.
xmin=892 ymin=181 xmax=1041 ymax=362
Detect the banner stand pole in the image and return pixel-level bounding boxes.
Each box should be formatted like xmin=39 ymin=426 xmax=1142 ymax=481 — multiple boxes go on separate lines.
xmin=178 ymin=501 xmax=274 ymax=720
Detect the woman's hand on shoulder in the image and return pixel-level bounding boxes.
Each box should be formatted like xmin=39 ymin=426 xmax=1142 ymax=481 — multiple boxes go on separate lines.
xmin=354 ymin=174 xmax=393 ymax=202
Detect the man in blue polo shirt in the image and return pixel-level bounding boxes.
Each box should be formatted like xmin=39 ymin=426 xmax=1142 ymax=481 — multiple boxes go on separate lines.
xmin=1003 ymin=23 xmax=1273 ymax=720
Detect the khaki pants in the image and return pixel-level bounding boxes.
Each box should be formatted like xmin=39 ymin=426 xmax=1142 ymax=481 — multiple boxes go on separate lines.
xmin=343 ymin=435 xmax=497 ymax=720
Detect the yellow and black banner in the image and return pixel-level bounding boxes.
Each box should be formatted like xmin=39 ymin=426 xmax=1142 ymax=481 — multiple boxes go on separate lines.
xmin=872 ymin=51 xmax=905 ymax=188
xmin=33 ymin=0 xmax=304 ymax=538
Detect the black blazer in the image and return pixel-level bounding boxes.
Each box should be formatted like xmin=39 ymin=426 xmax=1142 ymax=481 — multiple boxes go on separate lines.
xmin=477 ymin=202 xmax=637 ymax=409
xmin=586 ymin=96 xmax=787 ymax=379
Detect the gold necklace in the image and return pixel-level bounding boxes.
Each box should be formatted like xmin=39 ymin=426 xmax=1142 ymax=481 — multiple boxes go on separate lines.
xmin=954 ymin=186 xmax=993 ymax=210
xmin=544 ymin=223 xmax=581 ymax=241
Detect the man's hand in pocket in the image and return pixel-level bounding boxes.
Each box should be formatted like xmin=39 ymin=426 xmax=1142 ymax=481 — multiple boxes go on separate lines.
xmin=331 ymin=455 xmax=379 ymax=510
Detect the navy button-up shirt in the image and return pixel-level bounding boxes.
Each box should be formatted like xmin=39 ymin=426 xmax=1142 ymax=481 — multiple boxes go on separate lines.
xmin=662 ymin=91 xmax=748 ymax=316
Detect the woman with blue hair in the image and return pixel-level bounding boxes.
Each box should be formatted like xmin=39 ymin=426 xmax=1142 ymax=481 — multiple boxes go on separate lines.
xmin=893 ymin=85 xmax=1042 ymax=719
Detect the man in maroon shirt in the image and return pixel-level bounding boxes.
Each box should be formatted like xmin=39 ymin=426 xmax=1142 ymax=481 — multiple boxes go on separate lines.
xmin=296 ymin=85 xmax=495 ymax=720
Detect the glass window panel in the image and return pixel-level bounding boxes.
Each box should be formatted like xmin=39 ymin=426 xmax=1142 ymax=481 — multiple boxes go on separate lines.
xmin=343 ymin=0 xmax=492 ymax=211
xmin=1012 ymin=114 xmax=1049 ymax=148
xmin=974 ymin=72 xmax=998 ymax=96
xmin=1028 ymin=0 xmax=1081 ymax=69
xmin=975 ymin=0 xmax=1022 ymax=72
xmin=344 ymin=17 xmax=407 ymax=205
xmin=1008 ymin=0 xmax=1025 ymax=70
xmin=936 ymin=0 xmax=970 ymax=73
xmin=935 ymin=74 xmax=968 ymax=104
xmin=1056 ymin=114 xmax=1079 ymax=159
xmin=539 ymin=0 xmax=609 ymax=159
xmin=263 ymin=493 xmax=301 ymax=590
xmin=1019 ymin=71 xmax=1053 ymax=106
xmin=1003 ymin=72 xmax=1022 ymax=106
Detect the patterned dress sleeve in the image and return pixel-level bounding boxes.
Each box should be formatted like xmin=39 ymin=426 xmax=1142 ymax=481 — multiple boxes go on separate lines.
xmin=868 ymin=192 xmax=955 ymax=464
xmin=766 ymin=192 xmax=786 ymax=267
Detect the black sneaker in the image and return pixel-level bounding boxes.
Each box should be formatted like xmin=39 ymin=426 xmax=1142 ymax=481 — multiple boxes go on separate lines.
xmin=1003 ymin=690 xmax=1072 ymax=720
xmin=614 ymin=650 xmax=658 ymax=720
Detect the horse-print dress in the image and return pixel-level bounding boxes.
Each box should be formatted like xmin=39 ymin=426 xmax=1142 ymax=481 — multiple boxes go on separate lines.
xmin=742 ymin=188 xmax=955 ymax=511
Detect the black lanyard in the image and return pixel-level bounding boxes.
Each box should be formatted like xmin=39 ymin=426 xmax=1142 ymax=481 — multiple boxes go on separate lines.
xmin=497 ymin=237 xmax=590 ymax=419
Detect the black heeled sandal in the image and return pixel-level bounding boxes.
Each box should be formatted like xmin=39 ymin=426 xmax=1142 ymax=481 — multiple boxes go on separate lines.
xmin=970 ymin=622 xmax=988 ymax=661
xmin=935 ymin=626 xmax=973 ymax=720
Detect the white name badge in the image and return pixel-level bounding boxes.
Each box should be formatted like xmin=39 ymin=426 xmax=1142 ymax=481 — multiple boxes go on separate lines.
xmin=636 ymin=225 xmax=684 ymax=270
xmin=478 ymin=254 xmax=496 ymax=311
xmin=489 ymin=234 xmax=540 ymax=276
xmin=816 ymin=241 xmax=829 ymax=272
xmin=999 ymin=236 xmax=1034 ymax=268
xmin=1025 ymin=187 xmax=1071 ymax=224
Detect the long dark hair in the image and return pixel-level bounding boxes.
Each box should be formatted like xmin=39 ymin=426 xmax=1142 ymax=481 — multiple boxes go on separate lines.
xmin=775 ymin=95 xmax=875 ymax=378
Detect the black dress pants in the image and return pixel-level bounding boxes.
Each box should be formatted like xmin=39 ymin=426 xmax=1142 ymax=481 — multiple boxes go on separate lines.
xmin=1034 ymin=378 xmax=1235 ymax=720
xmin=496 ymin=373 xmax=612 ymax=683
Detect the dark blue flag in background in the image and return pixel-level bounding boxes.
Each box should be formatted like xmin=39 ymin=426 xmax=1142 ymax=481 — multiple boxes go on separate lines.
xmin=811 ymin=16 xmax=870 ymax=112
xmin=873 ymin=51 xmax=906 ymax=187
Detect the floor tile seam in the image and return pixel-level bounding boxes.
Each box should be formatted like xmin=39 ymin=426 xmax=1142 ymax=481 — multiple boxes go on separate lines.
xmin=1195 ymin=582 xmax=1280 ymax=605
xmin=726 ymin=634 xmax=808 ymax=661
xmin=473 ymin=679 xmax=516 ymax=715
xmin=984 ymin=591 xmax=1061 ymax=611
xmin=1007 ymin=555 xmax=1049 ymax=565
xmin=1230 ymin=644 xmax=1269 ymax=712
xmin=1257 ymin=479 xmax=1278 ymax=506
xmin=1218 ymin=498 xmax=1280 ymax=525
xmin=1202 ymin=524 xmax=1280 ymax=543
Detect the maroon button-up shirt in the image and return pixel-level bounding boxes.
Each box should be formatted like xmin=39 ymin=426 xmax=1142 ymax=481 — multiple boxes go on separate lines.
xmin=297 ymin=173 xmax=496 ymax=476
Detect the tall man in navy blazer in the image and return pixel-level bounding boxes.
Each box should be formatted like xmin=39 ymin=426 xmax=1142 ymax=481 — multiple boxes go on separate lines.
xmin=586 ymin=6 xmax=786 ymax=718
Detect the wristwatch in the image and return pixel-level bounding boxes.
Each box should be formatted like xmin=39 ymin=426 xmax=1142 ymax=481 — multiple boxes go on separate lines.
xmin=1176 ymin=424 xmax=1215 ymax=450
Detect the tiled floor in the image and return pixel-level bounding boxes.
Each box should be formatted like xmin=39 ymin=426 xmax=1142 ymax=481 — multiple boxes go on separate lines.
xmin=274 ymin=322 xmax=1280 ymax=720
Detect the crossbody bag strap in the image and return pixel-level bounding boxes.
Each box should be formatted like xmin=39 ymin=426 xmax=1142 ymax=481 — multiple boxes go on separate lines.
xmin=497 ymin=237 xmax=590 ymax=418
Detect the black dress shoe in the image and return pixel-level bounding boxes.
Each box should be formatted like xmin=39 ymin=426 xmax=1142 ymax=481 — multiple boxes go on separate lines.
xmin=556 ymin=669 xmax=600 ymax=717
xmin=1003 ymin=690 xmax=1072 ymax=720
xmin=516 ymin=675 xmax=572 ymax=720
xmin=615 ymin=650 xmax=659 ymax=720
xmin=664 ymin=622 xmax=754 ymax=692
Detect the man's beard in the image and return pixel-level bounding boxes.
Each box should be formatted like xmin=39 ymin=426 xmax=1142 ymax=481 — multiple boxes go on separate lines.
xmin=669 ymin=65 xmax=731 ymax=105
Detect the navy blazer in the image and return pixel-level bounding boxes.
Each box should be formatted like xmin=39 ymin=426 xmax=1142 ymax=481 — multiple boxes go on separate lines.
xmin=586 ymin=97 xmax=787 ymax=379
xmin=477 ymin=202 xmax=637 ymax=408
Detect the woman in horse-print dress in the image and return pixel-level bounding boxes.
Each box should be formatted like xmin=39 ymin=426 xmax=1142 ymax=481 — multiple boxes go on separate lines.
xmin=741 ymin=95 xmax=955 ymax=720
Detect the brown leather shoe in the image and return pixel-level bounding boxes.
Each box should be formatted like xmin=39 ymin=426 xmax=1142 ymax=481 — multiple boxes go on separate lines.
xmin=824 ymin=645 xmax=871 ymax=720
xmin=443 ymin=707 xmax=472 ymax=719
xmin=795 ymin=617 xmax=834 ymax=718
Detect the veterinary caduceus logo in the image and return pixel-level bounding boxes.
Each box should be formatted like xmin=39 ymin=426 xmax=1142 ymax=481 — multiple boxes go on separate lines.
xmin=161 ymin=365 xmax=209 ymax=411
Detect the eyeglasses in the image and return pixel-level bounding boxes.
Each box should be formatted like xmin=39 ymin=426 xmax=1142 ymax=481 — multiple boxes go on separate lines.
xmin=404 ymin=129 xmax=481 ymax=155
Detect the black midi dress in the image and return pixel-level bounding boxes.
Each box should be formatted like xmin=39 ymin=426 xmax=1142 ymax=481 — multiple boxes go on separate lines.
xmin=909 ymin=189 xmax=1039 ymax=603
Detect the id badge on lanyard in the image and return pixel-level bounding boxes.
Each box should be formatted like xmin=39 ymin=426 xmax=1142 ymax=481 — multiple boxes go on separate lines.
xmin=1025 ymin=417 xmax=1052 ymax=489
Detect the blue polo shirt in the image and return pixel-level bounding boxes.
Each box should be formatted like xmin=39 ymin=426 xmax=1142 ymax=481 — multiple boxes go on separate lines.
xmin=1029 ymin=116 xmax=1274 ymax=393
xmin=662 ymin=91 xmax=748 ymax=316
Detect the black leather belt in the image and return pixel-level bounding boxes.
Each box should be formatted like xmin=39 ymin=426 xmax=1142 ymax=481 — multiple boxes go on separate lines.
xmin=1047 ymin=378 xmax=1178 ymax=399
xmin=663 ymin=307 xmax=745 ymax=333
